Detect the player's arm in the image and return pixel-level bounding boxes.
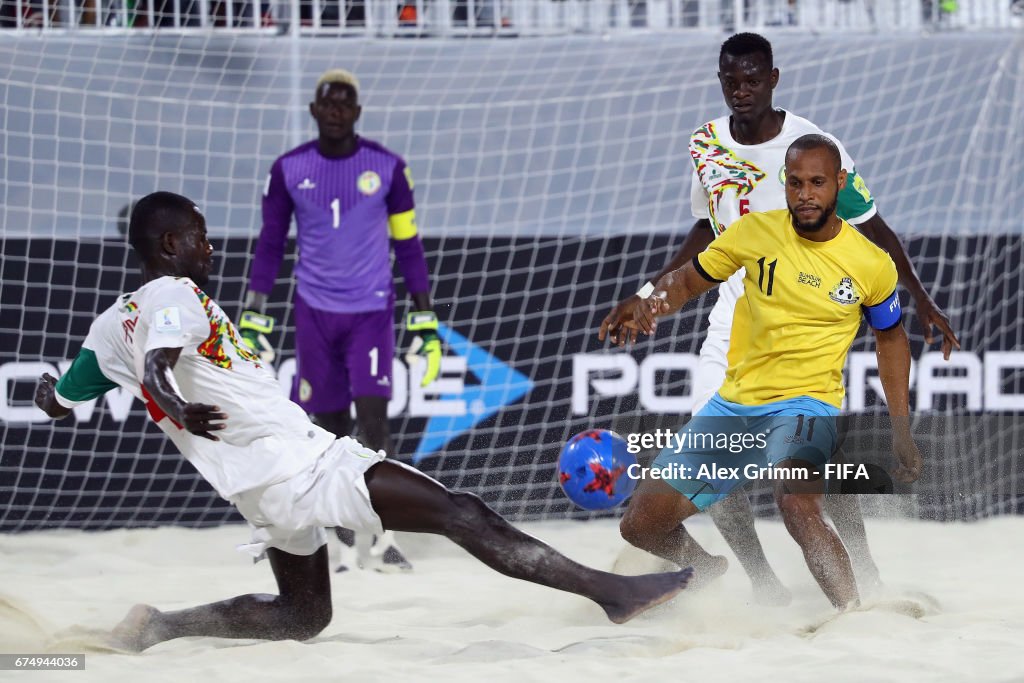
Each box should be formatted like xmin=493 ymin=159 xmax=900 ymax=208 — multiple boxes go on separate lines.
xmin=629 ymin=259 xmax=720 ymax=336
xmin=142 ymin=347 xmax=226 ymax=441
xmin=652 ymin=219 xmax=716 ymax=279
xmin=873 ymin=322 xmax=923 ymax=484
xmin=393 ymin=226 xmax=440 ymax=388
xmin=627 ymin=212 xmax=744 ymax=338
xmin=856 ymin=213 xmax=959 ymax=360
xmin=35 ymin=373 xmax=72 ymax=419
xmin=863 ymin=261 xmax=923 ymax=483
xmin=599 ymin=218 xmax=714 ymax=346
xmin=389 ymin=161 xmax=442 ymax=387
xmin=249 ymin=158 xmax=294 ymax=299
xmin=239 ymin=158 xmax=294 ymax=362
xmin=35 ymin=345 xmax=116 ymax=419
xmin=144 ymin=282 xmax=228 ymax=439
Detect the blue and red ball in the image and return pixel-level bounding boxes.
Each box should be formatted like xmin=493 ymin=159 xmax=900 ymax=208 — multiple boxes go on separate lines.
xmin=558 ymin=429 xmax=638 ymax=510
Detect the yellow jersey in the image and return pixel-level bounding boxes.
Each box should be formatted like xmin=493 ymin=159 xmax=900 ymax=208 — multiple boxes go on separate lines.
xmin=694 ymin=209 xmax=900 ymax=408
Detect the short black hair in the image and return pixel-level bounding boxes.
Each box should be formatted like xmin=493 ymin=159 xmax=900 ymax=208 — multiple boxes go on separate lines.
xmin=786 ymin=134 xmax=842 ymax=173
xmin=720 ymin=32 xmax=774 ymax=69
xmin=128 ymin=191 xmax=197 ymax=260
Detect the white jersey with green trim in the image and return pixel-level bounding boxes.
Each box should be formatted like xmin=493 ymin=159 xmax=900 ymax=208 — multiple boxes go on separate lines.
xmin=690 ymin=110 xmax=876 ymax=238
xmin=54 ymin=276 xmax=336 ymax=499
xmin=687 ymin=110 xmax=878 ymax=376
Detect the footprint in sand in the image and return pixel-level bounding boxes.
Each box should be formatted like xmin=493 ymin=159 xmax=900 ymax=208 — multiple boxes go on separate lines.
xmin=799 ymin=592 xmax=943 ymax=637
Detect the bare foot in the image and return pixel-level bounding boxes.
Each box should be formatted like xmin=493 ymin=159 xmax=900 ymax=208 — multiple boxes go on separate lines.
xmin=108 ymin=604 xmax=162 ymax=653
xmin=601 ymin=567 xmax=694 ymax=624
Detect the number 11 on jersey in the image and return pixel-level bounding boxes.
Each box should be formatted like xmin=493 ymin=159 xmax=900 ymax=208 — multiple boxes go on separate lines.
xmin=756 ymin=256 xmax=777 ymax=296
xmin=331 ymin=198 xmax=341 ymax=229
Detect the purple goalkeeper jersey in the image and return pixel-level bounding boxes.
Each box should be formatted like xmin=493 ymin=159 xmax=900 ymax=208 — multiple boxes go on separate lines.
xmin=249 ymin=137 xmax=415 ymax=313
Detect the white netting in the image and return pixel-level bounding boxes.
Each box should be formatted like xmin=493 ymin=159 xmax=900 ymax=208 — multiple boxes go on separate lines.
xmin=1 ymin=20 xmax=1022 ymax=530
xmin=1 ymin=0 xmax=1020 ymax=32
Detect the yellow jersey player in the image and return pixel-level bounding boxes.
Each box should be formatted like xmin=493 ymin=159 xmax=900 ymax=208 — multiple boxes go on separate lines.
xmin=618 ymin=135 xmax=923 ymax=608
xmin=601 ymin=32 xmax=957 ymax=604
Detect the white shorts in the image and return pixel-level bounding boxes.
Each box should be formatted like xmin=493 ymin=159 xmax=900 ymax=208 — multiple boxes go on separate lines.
xmin=692 ymin=332 xmax=728 ymax=414
xmin=692 ymin=281 xmax=740 ymax=414
xmin=232 ymin=436 xmax=386 ymax=559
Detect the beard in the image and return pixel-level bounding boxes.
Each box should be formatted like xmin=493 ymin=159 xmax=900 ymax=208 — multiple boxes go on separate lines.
xmin=788 ymin=195 xmax=838 ymax=233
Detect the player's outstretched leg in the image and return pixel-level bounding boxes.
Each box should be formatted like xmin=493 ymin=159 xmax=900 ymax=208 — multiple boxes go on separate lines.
xmin=618 ymin=477 xmax=728 ymax=590
xmin=109 ymin=545 xmax=333 ymax=652
xmin=707 ymin=490 xmax=792 ymax=605
xmin=364 ymin=460 xmax=693 ymax=624
xmin=824 ymin=493 xmax=882 ymax=591
xmin=775 ymin=487 xmax=859 ymax=609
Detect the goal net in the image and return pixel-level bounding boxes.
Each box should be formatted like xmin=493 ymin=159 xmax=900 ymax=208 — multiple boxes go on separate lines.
xmin=2 ymin=25 xmax=1022 ymax=531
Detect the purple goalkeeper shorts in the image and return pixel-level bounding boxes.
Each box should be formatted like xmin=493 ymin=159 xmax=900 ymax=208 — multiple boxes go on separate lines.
xmin=291 ymin=291 xmax=395 ymax=414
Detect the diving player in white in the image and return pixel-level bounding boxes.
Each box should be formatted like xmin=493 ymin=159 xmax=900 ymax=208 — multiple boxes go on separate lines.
xmin=35 ymin=191 xmax=693 ymax=652
xmin=599 ymin=33 xmax=959 ymax=603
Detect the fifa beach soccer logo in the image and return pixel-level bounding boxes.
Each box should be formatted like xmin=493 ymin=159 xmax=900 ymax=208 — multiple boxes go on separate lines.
xmin=412 ymin=324 xmax=533 ymax=463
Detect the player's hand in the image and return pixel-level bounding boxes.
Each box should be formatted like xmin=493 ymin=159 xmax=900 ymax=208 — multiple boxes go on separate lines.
xmin=237 ymin=310 xmax=276 ymax=364
xmin=598 ymin=295 xmax=642 ymax=346
xmin=34 ymin=372 xmax=71 ymax=419
xmin=630 ymin=294 xmax=671 ymax=337
xmin=405 ymin=311 xmax=442 ymax=387
xmin=181 ymin=403 xmax=227 ymax=441
xmin=914 ymin=295 xmax=960 ymax=361
xmin=891 ymin=420 xmax=923 ymax=483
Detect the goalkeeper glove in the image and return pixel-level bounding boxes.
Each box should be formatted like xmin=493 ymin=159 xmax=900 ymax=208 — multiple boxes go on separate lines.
xmin=405 ymin=311 xmax=442 ymax=387
xmin=238 ymin=310 xmax=277 ymax=364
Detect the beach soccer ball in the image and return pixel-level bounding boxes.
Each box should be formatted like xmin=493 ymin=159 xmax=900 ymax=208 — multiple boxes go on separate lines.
xmin=558 ymin=429 xmax=638 ymax=510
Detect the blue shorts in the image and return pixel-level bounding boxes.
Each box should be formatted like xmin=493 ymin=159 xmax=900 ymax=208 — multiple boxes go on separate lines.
xmin=651 ymin=393 xmax=839 ymax=511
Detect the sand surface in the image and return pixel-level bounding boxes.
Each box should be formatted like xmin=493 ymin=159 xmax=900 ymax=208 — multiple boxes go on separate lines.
xmin=1 ymin=516 xmax=1020 ymax=683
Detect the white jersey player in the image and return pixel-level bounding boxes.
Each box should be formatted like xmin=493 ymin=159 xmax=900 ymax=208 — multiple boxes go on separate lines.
xmin=687 ymin=108 xmax=876 ymax=412
xmin=35 ymin=191 xmax=693 ymax=652
xmin=599 ymin=32 xmax=958 ymax=603
xmin=50 ymin=241 xmax=385 ymax=553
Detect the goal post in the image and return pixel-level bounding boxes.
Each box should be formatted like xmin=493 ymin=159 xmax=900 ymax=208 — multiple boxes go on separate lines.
xmin=2 ymin=30 xmax=1022 ymax=530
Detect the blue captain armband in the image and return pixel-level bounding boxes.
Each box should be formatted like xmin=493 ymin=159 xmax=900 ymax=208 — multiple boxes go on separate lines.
xmin=863 ymin=290 xmax=902 ymax=330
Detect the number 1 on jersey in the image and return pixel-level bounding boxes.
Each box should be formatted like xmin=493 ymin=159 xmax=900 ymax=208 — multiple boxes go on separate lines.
xmin=331 ymin=198 xmax=341 ymax=229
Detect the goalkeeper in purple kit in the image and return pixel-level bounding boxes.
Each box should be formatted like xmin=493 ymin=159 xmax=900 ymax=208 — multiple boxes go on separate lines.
xmin=241 ymin=69 xmax=440 ymax=573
